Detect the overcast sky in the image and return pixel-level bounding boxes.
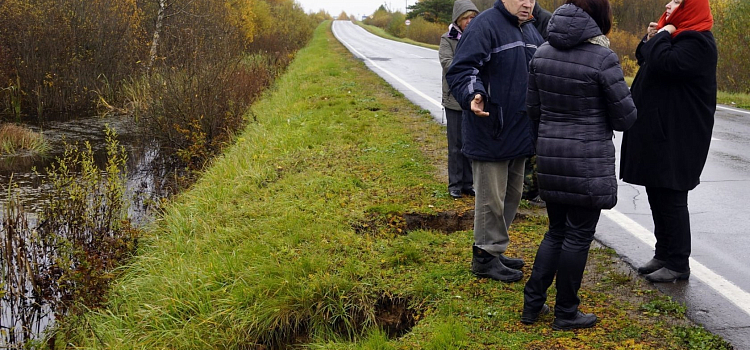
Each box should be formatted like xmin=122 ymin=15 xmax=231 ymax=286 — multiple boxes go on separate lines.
xmin=295 ymin=0 xmax=413 ymax=18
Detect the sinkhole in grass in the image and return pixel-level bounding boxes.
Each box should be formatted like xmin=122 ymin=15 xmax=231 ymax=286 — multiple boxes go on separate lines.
xmin=353 ymin=210 xmax=474 ymax=236
xmin=374 ymin=295 xmax=420 ymax=339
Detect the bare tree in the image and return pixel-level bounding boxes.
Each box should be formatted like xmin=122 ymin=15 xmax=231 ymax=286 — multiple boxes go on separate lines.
xmin=146 ymin=0 xmax=169 ymax=74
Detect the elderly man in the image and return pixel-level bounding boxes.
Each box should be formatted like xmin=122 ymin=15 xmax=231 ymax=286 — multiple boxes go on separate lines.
xmin=447 ymin=0 xmax=543 ymax=283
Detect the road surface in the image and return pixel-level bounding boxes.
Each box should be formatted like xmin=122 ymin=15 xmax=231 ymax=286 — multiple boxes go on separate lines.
xmin=332 ymin=21 xmax=446 ymax=124
xmin=332 ymin=20 xmax=750 ymax=348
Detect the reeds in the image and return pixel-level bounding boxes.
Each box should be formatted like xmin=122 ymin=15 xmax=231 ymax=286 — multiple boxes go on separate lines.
xmin=0 ymin=123 xmax=50 ymax=156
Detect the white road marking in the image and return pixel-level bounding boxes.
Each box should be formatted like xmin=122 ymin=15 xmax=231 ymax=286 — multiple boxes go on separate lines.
xmin=333 ymin=22 xmax=443 ymax=109
xmin=717 ymin=105 xmax=750 ymax=115
xmin=602 ymin=209 xmax=750 ymax=318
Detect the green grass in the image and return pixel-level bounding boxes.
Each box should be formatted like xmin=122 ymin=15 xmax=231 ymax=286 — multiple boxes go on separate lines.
xmin=717 ymin=90 xmax=750 ymax=109
xmin=59 ymin=21 xmax=732 ymax=349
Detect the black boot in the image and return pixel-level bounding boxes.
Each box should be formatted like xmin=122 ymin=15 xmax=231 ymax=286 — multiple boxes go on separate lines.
xmin=521 ymin=304 xmax=550 ymax=325
xmin=499 ymin=254 xmax=525 ymax=269
xmin=552 ymin=311 xmax=597 ymax=331
xmin=471 ymin=246 xmax=523 ymax=282
xmin=637 ymin=258 xmax=665 ymax=275
xmin=645 ymin=267 xmax=690 ymax=283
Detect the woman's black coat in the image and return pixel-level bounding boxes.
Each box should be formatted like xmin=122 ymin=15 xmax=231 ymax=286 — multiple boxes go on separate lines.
xmin=619 ymin=30 xmax=717 ymax=191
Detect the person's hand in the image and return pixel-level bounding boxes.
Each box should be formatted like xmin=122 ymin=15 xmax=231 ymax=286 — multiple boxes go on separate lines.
xmin=471 ymin=94 xmax=489 ymax=117
xmin=663 ymin=24 xmax=676 ymax=34
xmin=646 ymin=22 xmax=658 ymax=41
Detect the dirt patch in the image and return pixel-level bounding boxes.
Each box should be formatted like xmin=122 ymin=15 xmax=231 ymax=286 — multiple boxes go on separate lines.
xmin=375 ymin=295 xmax=420 ymax=338
xmin=355 ymin=206 xmax=546 ymax=237
xmin=403 ymin=210 xmax=473 ymax=233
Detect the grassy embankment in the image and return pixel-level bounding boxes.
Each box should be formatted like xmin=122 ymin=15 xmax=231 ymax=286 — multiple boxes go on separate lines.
xmin=62 ymin=22 xmax=731 ymax=349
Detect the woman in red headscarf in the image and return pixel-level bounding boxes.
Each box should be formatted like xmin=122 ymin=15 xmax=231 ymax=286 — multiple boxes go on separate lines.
xmin=619 ymin=0 xmax=717 ymax=283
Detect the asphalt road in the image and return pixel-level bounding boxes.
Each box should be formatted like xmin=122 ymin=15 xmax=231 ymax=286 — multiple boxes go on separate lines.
xmin=332 ymin=21 xmax=446 ymax=124
xmin=332 ymin=20 xmax=750 ymax=348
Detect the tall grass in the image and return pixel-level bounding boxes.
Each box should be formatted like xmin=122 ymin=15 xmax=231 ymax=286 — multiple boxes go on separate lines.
xmin=0 ymin=123 xmax=50 ymax=156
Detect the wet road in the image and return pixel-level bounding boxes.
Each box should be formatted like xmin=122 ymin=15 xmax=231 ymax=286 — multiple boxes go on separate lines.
xmin=332 ymin=20 xmax=446 ymax=125
xmin=332 ymin=20 xmax=750 ymax=348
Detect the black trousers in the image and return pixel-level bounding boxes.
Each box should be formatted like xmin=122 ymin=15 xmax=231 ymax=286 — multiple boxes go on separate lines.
xmin=523 ymin=202 xmax=601 ymax=319
xmin=646 ymin=187 xmax=691 ymax=272
xmin=446 ymin=108 xmax=472 ymax=192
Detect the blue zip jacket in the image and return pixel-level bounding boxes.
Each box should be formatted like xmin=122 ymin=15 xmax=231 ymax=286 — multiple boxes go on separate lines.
xmin=446 ymin=0 xmax=543 ymax=162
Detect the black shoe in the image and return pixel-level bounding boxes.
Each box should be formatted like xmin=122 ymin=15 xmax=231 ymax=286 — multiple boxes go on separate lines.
xmin=471 ymin=246 xmax=523 ymax=283
xmin=521 ymin=304 xmax=550 ymax=325
xmin=552 ymin=311 xmax=597 ymax=331
xmin=462 ymin=188 xmax=475 ymax=196
xmin=637 ymin=258 xmax=665 ymax=275
xmin=527 ymin=195 xmax=546 ymax=208
xmin=449 ymin=189 xmax=463 ymax=199
xmin=499 ymin=254 xmax=525 ymax=269
xmin=645 ymin=267 xmax=690 ymax=283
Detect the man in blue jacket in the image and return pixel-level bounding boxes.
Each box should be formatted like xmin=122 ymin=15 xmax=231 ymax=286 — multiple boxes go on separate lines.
xmin=447 ymin=0 xmax=543 ymax=283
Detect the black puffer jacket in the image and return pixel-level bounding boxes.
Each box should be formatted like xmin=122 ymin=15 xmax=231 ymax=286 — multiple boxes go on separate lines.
xmin=526 ymin=4 xmax=637 ymax=209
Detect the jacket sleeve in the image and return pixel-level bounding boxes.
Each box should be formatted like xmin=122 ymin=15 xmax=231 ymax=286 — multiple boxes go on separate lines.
xmin=439 ymin=35 xmax=454 ymax=74
xmin=526 ymin=57 xmax=541 ymax=124
xmin=600 ymin=51 xmax=637 ymax=131
xmin=446 ymin=23 xmax=490 ymax=111
xmin=639 ymin=31 xmax=715 ymax=79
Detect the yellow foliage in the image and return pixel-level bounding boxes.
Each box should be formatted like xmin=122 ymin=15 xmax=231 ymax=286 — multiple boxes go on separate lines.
xmin=405 ymin=17 xmax=444 ymax=46
xmin=225 ymin=0 xmax=273 ymax=43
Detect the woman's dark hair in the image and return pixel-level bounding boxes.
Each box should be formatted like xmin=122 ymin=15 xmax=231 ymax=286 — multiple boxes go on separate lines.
xmin=566 ymin=0 xmax=612 ymax=35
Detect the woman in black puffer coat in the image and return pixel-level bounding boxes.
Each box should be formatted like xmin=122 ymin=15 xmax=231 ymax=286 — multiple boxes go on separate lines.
xmin=521 ymin=0 xmax=636 ymax=331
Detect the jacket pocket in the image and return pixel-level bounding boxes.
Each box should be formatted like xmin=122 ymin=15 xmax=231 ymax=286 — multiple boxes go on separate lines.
xmin=645 ymin=108 xmax=667 ymax=141
xmin=488 ymin=103 xmax=504 ymax=140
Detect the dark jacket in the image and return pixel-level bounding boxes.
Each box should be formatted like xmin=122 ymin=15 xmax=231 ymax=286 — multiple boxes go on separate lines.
xmin=446 ymin=0 xmax=543 ymax=162
xmin=440 ymin=0 xmax=479 ymax=111
xmin=527 ymin=4 xmax=637 ymax=209
xmin=532 ymin=3 xmax=552 ymax=40
xmin=619 ymin=30 xmax=717 ymax=191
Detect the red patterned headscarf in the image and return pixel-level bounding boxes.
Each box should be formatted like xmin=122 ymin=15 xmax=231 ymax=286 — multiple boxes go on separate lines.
xmin=656 ymin=0 xmax=713 ymax=37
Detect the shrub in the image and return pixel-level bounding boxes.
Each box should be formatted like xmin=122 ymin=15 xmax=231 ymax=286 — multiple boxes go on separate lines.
xmin=365 ymin=6 xmax=392 ymax=28
xmin=128 ymin=0 xmax=314 ymax=173
xmin=608 ymin=28 xmax=642 ymax=77
xmin=387 ymin=12 xmax=407 ymax=38
xmin=406 ymin=17 xmax=445 ymax=46
xmin=0 ymin=127 xmax=137 ymax=346
xmin=713 ymin=0 xmax=750 ymax=93
xmin=134 ymin=58 xmax=272 ymax=171
xmin=0 ymin=0 xmax=147 ymax=118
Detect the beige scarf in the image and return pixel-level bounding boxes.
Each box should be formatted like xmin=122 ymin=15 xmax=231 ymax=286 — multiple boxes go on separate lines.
xmin=586 ymin=35 xmax=610 ymax=48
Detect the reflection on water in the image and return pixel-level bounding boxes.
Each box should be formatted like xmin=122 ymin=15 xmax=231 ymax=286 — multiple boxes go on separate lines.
xmin=1 ymin=114 xmax=180 ymax=346
xmin=1 ymin=114 xmax=178 ymax=221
